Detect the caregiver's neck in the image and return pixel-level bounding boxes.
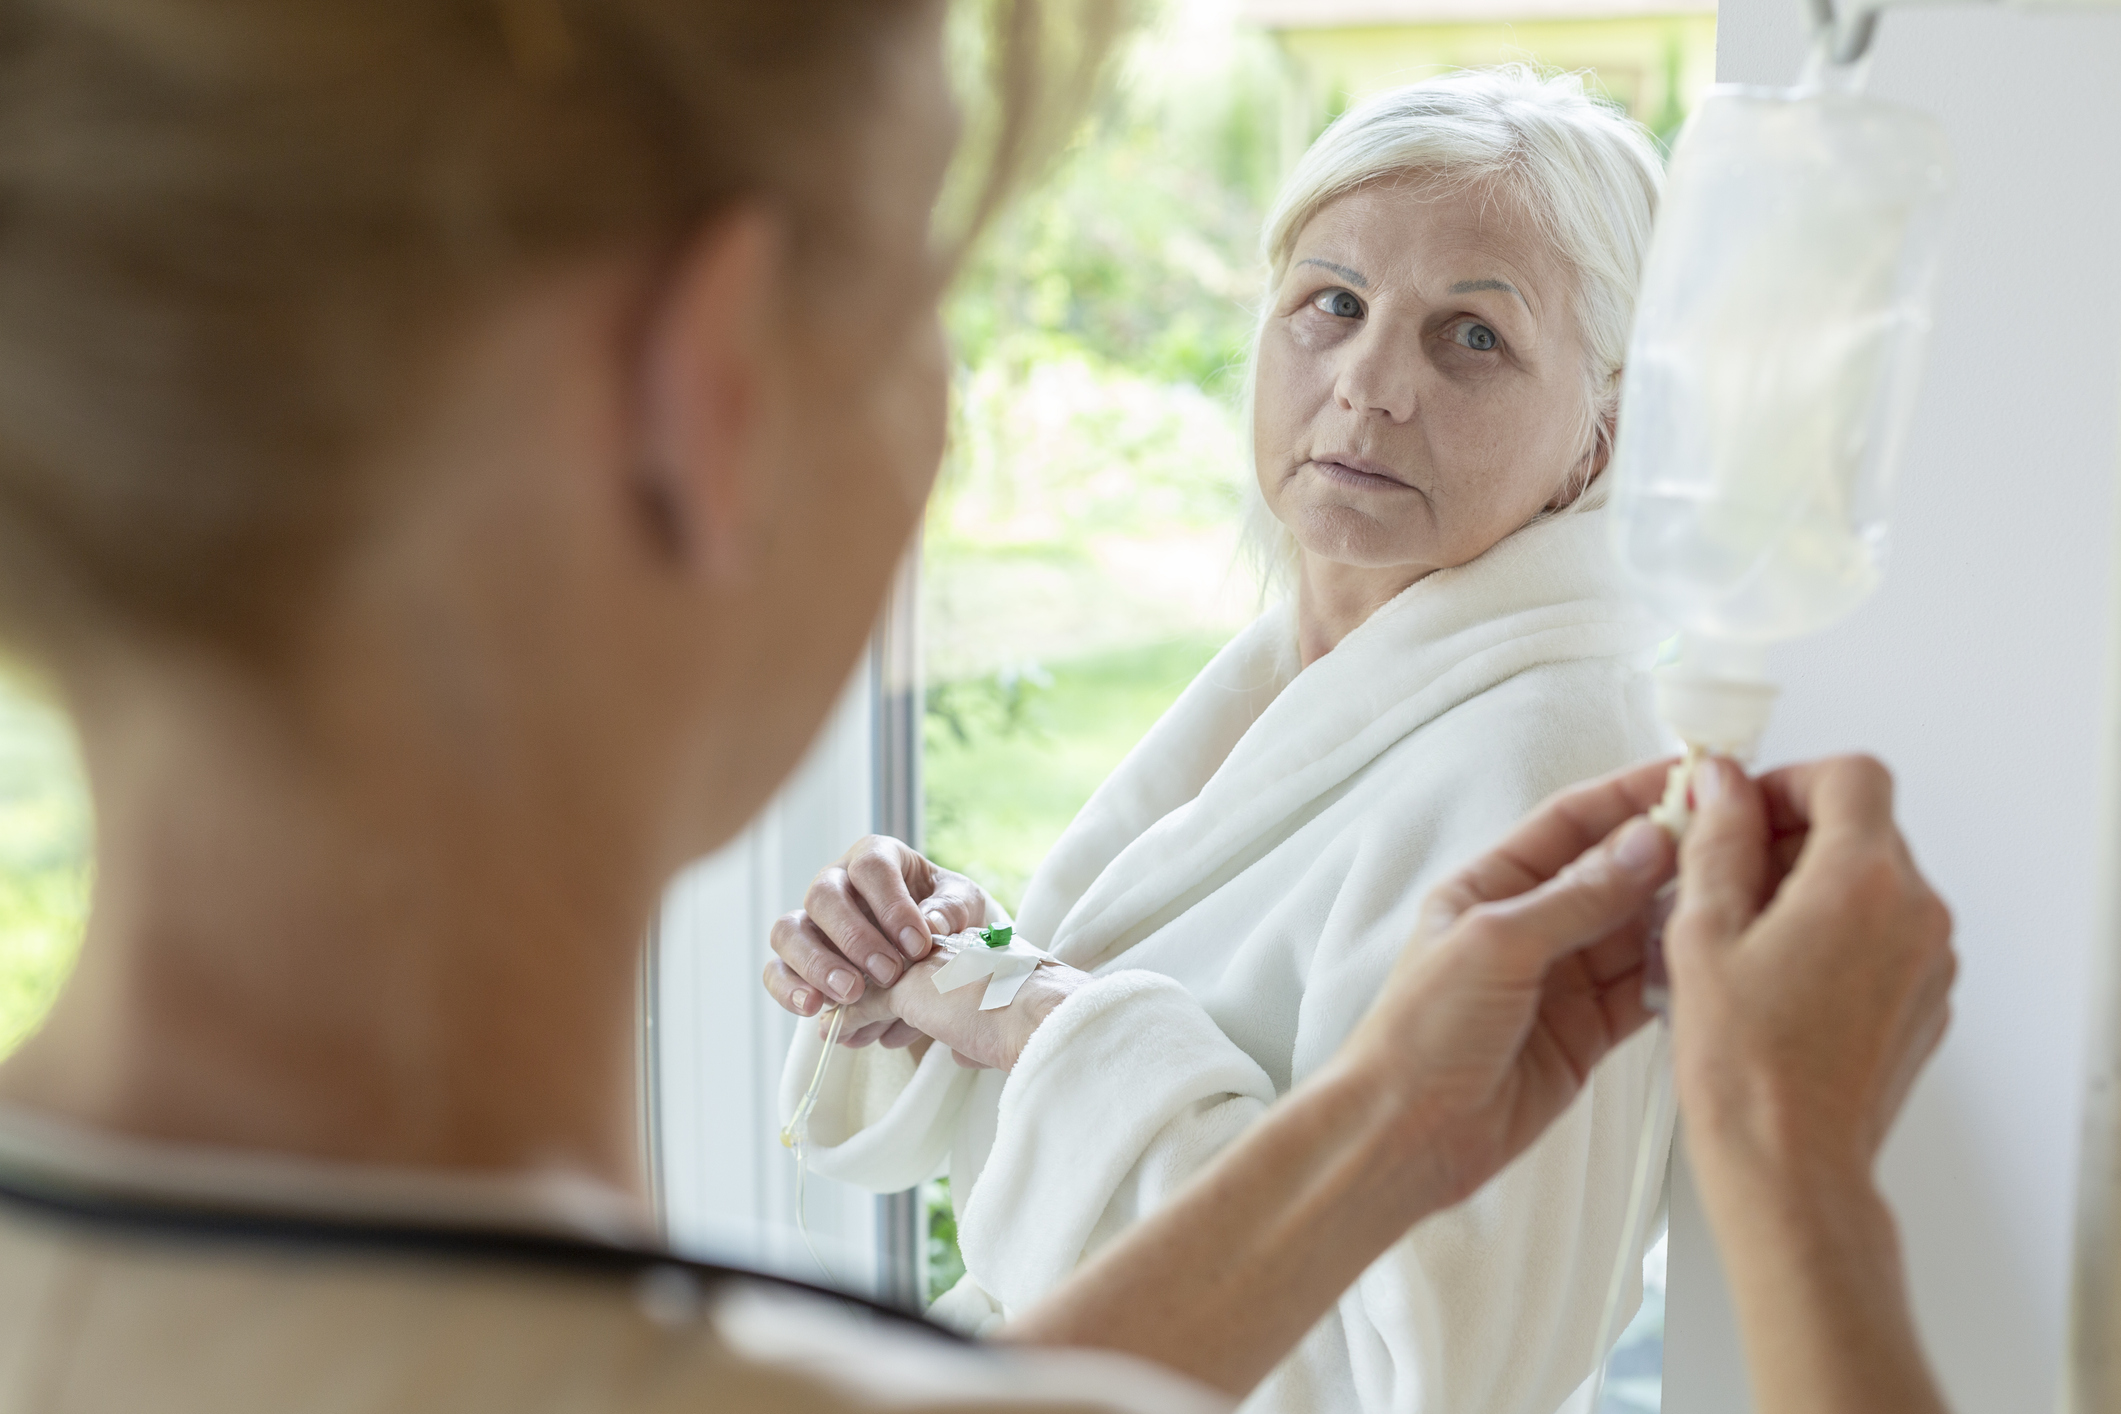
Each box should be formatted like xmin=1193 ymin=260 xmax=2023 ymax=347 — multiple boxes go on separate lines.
xmin=0 ymin=633 xmax=666 ymax=1196
xmin=1295 ymin=552 xmax=1438 ymax=667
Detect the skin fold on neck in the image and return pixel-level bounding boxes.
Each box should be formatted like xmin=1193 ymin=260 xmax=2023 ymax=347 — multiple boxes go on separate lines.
xmin=1294 ymin=551 xmax=1437 ymax=666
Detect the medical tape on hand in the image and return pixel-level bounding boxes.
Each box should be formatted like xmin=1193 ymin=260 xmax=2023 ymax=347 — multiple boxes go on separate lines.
xmin=929 ymin=928 xmax=1055 ymax=1010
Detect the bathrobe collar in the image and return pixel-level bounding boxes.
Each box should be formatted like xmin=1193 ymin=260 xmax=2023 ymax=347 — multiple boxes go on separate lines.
xmin=1016 ymin=508 xmax=1661 ymax=972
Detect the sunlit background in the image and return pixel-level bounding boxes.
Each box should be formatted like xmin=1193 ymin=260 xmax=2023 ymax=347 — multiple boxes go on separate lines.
xmin=0 ymin=1 xmax=1711 ymax=1409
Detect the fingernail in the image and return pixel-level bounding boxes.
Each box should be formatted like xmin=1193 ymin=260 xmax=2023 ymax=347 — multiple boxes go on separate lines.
xmin=827 ymin=969 xmax=858 ymax=1002
xmin=865 ymin=954 xmax=899 ymax=985
xmin=925 ymin=911 xmax=948 ymax=936
xmin=792 ymin=988 xmax=812 ymax=1013
xmin=1613 ymin=818 xmax=1664 ymax=875
xmin=1697 ymin=758 xmax=1732 ymax=805
xmin=898 ymin=926 xmax=927 ymax=957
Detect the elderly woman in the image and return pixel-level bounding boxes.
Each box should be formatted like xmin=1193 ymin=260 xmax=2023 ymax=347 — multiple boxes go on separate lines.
xmin=769 ymin=68 xmax=1670 ymax=1413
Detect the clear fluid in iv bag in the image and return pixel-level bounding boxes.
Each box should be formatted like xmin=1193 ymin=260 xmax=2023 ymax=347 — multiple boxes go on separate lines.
xmin=1609 ymin=88 xmax=1953 ymax=646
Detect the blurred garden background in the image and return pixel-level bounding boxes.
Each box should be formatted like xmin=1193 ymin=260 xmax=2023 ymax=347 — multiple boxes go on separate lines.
xmin=0 ymin=0 xmax=1711 ymax=1408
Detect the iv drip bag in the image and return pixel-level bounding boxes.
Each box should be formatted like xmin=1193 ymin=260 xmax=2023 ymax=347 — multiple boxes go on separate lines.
xmin=1607 ymin=85 xmax=1954 ymax=752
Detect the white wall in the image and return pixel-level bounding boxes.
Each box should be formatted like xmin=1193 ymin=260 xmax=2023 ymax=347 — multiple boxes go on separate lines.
xmin=1663 ymin=7 xmax=2121 ymax=1410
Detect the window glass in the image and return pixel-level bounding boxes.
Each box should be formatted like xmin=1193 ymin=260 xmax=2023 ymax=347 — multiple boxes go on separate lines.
xmin=0 ymin=678 xmax=88 ymax=1058
xmin=922 ymin=6 xmax=1277 ymax=912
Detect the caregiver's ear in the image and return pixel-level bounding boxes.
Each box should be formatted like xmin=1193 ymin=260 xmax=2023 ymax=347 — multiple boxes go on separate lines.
xmin=631 ymin=204 xmax=788 ymax=583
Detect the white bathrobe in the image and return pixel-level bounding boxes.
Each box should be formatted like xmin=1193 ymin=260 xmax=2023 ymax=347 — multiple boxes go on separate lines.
xmin=781 ymin=509 xmax=1669 ymax=1414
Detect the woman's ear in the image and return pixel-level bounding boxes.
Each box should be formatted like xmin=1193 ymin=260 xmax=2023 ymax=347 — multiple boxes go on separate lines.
xmin=1549 ymin=385 xmax=1620 ymax=512
xmin=633 ymin=204 xmax=785 ymax=584
xmin=1589 ymin=378 xmax=1620 ymax=479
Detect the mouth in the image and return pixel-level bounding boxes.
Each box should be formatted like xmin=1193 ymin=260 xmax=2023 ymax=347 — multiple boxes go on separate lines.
xmin=1308 ymin=455 xmax=1411 ymax=491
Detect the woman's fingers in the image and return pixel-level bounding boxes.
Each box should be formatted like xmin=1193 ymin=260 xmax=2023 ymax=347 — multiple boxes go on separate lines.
xmin=842 ymin=836 xmax=943 ymax=961
xmin=839 ymin=1018 xmax=895 ymax=1048
xmin=1463 ymin=814 xmax=1675 ymax=978
xmin=804 ymin=869 xmax=908 ymax=987
xmin=916 ymin=871 xmax=989 ymax=940
xmin=1443 ymin=758 xmax=1678 ymax=911
xmin=1755 ymin=754 xmax=1897 ymax=843
xmin=769 ymin=910 xmax=869 ymax=1006
xmin=1665 ymin=752 xmax=1956 ymax=1186
xmin=762 ymin=957 xmax=824 ymax=1017
xmin=1667 ymin=758 xmax=1773 ymax=967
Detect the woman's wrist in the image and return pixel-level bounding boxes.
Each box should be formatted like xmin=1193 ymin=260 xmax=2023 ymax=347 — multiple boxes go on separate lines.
xmin=1297 ymin=1048 xmax=1463 ymax=1228
xmin=1687 ymin=1139 xmax=1947 ymax=1414
xmin=1000 ymin=964 xmax=1088 ymax=1070
xmin=1678 ymin=1068 xmax=1886 ymax=1244
xmin=873 ymin=953 xmax=1087 ymax=1072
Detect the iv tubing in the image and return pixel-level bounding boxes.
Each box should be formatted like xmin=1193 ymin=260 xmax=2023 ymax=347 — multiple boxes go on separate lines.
xmin=1579 ymin=751 xmax=1697 ymax=1410
xmin=1579 ymin=1020 xmax=1677 ymax=1412
xmin=782 ymin=1002 xmax=848 ymax=1283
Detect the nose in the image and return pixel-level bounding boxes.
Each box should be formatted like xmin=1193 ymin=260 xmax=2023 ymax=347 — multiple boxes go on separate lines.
xmin=1333 ymin=322 xmax=1419 ymax=424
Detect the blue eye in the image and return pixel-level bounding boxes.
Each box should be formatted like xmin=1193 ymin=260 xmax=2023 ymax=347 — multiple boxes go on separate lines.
xmin=1314 ymin=290 xmax=1362 ymax=319
xmin=1460 ymin=322 xmax=1497 ymax=351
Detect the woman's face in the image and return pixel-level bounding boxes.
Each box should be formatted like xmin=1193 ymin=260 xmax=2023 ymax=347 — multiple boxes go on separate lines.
xmin=1254 ymin=179 xmax=1593 ymax=578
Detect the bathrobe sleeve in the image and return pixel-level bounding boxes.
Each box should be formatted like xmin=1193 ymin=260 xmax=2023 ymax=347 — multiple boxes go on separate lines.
xmin=958 ymin=660 xmax=1670 ymax=1414
xmin=779 ymin=896 xmax=1028 ymax=1196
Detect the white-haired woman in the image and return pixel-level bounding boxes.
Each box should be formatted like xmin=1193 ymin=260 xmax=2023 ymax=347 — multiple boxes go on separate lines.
xmin=766 ymin=67 xmax=1669 ymax=1414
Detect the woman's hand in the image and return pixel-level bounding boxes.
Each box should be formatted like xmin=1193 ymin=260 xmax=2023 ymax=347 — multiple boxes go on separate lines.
xmin=759 ymin=836 xmax=989 ymax=1031
xmin=834 ymin=950 xmax=1094 ymax=1071
xmin=1666 ymin=755 xmax=1955 ymax=1194
xmin=1660 ymin=755 xmax=1955 ymax=1414
xmin=1332 ymin=757 xmax=1681 ymax=1209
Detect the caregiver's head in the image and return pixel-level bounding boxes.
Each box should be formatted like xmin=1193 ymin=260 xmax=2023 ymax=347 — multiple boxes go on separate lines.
xmin=0 ymin=0 xmax=1123 ymax=1176
xmin=1251 ymin=68 xmax=1662 ymax=623
xmin=0 ymin=0 xmax=1089 ymax=872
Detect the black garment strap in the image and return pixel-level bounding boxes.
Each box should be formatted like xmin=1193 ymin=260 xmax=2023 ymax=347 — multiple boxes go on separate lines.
xmin=0 ymin=1165 xmax=962 ymax=1344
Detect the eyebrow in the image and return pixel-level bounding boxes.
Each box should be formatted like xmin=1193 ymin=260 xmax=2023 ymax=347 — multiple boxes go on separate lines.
xmin=1299 ymin=258 xmax=1367 ymax=288
xmin=1451 ymin=278 xmax=1531 ymax=312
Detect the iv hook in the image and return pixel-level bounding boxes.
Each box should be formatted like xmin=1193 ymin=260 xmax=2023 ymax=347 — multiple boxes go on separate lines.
xmin=1805 ymin=0 xmax=1882 ymax=66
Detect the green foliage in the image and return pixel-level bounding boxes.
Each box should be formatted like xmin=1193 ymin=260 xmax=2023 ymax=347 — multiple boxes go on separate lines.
xmin=0 ymin=683 xmax=89 ymax=1057
xmin=940 ymin=9 xmax=1280 ymax=398
xmin=924 ymin=1177 xmax=968 ymax=1307
xmin=925 ymin=635 xmax=1226 ymax=912
xmin=926 ymin=661 xmax=1054 ymax=750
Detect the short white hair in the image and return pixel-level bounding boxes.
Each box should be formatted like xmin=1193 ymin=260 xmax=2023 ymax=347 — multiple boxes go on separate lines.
xmin=1243 ymin=65 xmax=1665 ymax=587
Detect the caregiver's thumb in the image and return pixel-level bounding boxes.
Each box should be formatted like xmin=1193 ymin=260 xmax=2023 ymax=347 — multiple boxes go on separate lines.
xmin=1475 ymin=812 xmax=1673 ymax=972
xmin=1666 ymin=757 xmax=1770 ymax=967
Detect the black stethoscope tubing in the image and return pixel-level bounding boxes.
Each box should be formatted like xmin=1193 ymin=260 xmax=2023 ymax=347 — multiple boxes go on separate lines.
xmin=0 ymin=1166 xmax=963 ymax=1345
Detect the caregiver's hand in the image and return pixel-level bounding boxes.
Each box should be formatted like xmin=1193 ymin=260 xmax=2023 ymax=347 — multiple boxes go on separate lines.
xmin=1664 ymin=756 xmax=1954 ymax=1414
xmin=1332 ymin=756 xmax=1680 ymax=1208
xmin=1008 ymin=757 xmax=1682 ymax=1396
xmin=760 ymin=835 xmax=989 ymax=1027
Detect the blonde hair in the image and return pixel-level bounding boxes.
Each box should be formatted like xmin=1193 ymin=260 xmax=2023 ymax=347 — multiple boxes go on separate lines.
xmin=0 ymin=0 xmax=1123 ymax=662
xmin=1243 ymin=66 xmax=1665 ymax=588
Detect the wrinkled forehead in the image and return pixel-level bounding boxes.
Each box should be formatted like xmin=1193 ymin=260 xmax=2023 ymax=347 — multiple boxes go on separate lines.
xmin=1283 ymin=173 xmax=1571 ymax=315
